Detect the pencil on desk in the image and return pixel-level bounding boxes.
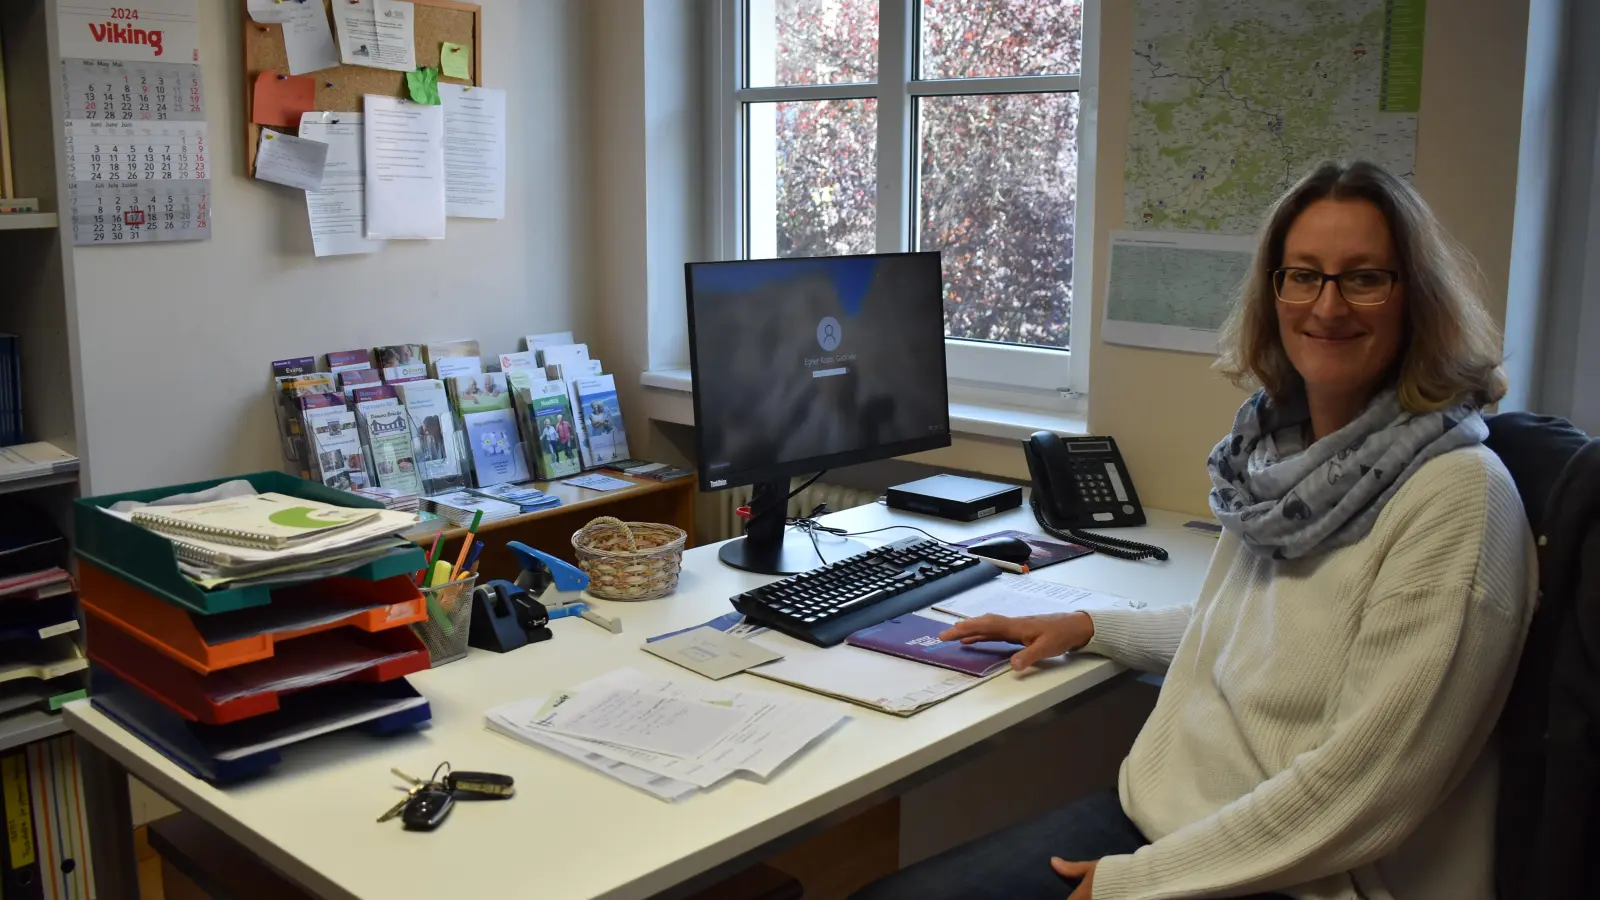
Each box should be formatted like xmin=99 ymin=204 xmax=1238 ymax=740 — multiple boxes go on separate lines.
xmin=985 ymin=558 xmax=1030 ymax=575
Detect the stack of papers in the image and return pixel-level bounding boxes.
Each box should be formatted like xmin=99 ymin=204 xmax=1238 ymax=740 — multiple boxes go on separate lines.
xmin=485 ymin=668 xmax=848 ymax=802
xmin=0 ymin=443 xmax=78 ymax=482
xmin=931 ymin=574 xmax=1144 ymax=620
xmin=0 ymin=568 xmax=72 ymax=601
xmin=422 ymin=491 xmax=521 ymax=527
xmin=346 ymin=486 xmax=419 ymax=514
xmin=469 ymin=483 xmax=561 ymax=513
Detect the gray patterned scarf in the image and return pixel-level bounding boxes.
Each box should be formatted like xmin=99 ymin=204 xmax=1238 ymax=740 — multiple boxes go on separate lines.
xmin=1207 ymin=387 xmax=1486 ymax=560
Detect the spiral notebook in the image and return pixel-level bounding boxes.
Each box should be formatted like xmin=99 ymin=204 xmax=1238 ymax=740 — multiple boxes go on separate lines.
xmin=130 ymin=492 xmax=378 ymax=551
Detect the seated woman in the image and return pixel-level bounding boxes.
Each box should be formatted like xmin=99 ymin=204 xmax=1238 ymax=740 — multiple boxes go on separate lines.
xmin=855 ymin=160 xmax=1536 ymax=900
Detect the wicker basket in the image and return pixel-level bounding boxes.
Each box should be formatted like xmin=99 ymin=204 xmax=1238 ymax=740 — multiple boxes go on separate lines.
xmin=571 ymin=516 xmax=687 ymax=601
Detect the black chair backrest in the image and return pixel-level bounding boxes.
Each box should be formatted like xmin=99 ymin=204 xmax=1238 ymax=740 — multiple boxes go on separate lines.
xmin=1484 ymin=412 xmax=1597 ymax=900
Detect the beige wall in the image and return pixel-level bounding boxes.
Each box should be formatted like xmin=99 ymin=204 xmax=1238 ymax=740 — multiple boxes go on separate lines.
xmin=67 ymin=0 xmax=590 ymax=494
xmin=1084 ymin=0 xmax=1531 ymax=517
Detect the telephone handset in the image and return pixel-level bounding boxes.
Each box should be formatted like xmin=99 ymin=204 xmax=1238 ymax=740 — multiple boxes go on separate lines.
xmin=1023 ymin=432 xmax=1168 ymax=562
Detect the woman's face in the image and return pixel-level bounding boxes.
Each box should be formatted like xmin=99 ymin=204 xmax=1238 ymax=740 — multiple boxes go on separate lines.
xmin=1277 ymin=197 xmax=1407 ymax=403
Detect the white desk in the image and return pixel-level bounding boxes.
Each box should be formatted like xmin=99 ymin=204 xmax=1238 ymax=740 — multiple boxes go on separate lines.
xmin=67 ymin=504 xmax=1217 ymax=900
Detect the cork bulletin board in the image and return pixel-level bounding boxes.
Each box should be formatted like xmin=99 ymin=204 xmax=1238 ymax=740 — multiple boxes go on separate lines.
xmin=242 ymin=0 xmax=483 ymax=176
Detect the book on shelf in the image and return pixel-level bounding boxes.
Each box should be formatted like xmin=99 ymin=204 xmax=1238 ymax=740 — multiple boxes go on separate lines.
xmin=131 ymin=491 xmax=379 ymax=551
xmin=499 ymin=351 xmax=540 ymax=372
xmin=359 ymin=405 xmax=423 ymax=497
xmin=0 ymin=443 xmax=78 ymax=483
xmin=421 ymin=490 xmax=520 ymax=527
xmin=1 ymin=334 xmax=20 ymax=447
xmin=450 ymin=373 xmax=529 ymax=488
xmin=300 ymin=399 xmax=370 ymax=491
xmin=274 ymin=371 xmax=336 ymax=476
xmin=603 ymin=459 xmax=692 ymax=482
xmin=572 ymin=374 xmax=630 ymax=468
xmin=345 ymin=485 xmax=419 ymax=513
xmin=0 ymin=747 xmax=43 ymax=898
xmin=424 ymin=340 xmax=481 ymax=366
xmin=374 ymin=344 xmax=427 ymax=383
xmin=525 ymin=380 xmax=583 ymax=480
xmin=325 ymin=348 xmax=373 ymax=374
xmin=524 ymin=331 xmax=575 ymax=354
xmin=339 ymin=366 xmax=382 ymax=399
xmin=393 ymin=379 xmax=468 ymax=496
xmin=25 ymin=736 xmax=95 ymax=900
xmin=432 ymin=356 xmax=482 ymax=381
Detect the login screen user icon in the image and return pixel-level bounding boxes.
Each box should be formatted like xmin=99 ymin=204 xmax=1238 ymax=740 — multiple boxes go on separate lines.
xmin=817 ymin=317 xmax=842 ymax=351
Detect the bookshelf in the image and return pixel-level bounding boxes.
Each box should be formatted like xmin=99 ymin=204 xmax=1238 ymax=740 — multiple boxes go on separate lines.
xmin=0 ymin=0 xmax=91 ymax=765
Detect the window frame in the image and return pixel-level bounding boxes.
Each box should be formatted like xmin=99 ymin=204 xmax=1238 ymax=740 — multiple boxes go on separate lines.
xmin=708 ymin=0 xmax=1100 ymax=410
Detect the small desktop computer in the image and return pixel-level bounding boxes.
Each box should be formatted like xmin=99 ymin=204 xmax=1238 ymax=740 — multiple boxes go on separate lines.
xmin=684 ymin=252 xmax=954 ymax=576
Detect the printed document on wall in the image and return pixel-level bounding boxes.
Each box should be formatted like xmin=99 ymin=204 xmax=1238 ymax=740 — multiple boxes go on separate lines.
xmin=335 ymin=0 xmax=417 ymax=73
xmin=1124 ymin=0 xmax=1424 ymax=236
xmin=300 ymin=112 xmax=383 ymax=257
xmin=57 ymin=0 xmax=211 ymax=245
xmin=363 ymin=95 xmax=446 ymax=240
xmin=440 ymin=84 xmax=506 ymax=219
xmin=1102 ymin=231 xmax=1254 ymax=354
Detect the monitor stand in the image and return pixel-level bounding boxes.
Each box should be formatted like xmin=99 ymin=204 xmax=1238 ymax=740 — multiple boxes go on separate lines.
xmin=718 ymin=478 xmax=867 ymax=576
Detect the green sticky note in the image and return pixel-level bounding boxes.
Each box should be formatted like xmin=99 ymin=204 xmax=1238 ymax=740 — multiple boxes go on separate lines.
xmin=406 ymin=67 xmax=441 ymax=105
xmin=441 ymin=42 xmax=471 ymax=80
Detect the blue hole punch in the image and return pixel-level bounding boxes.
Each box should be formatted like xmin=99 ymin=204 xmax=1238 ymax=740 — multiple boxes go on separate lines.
xmin=467 ymin=541 xmax=590 ymax=653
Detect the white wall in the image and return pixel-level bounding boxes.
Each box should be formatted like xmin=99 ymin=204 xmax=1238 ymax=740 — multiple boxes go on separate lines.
xmin=67 ymin=0 xmax=590 ymax=494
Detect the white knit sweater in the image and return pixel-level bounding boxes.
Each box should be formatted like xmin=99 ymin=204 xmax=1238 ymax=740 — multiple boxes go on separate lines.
xmin=1082 ymin=445 xmax=1536 ymax=900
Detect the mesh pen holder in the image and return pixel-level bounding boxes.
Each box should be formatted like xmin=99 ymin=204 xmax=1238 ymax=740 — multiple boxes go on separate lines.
xmin=412 ymin=575 xmax=477 ymax=666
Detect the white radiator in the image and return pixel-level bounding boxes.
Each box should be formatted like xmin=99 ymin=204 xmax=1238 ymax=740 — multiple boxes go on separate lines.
xmin=700 ymin=479 xmax=881 ymax=543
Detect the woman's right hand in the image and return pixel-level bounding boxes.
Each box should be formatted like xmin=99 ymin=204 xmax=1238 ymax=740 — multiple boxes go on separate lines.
xmin=939 ymin=612 xmax=1095 ymax=672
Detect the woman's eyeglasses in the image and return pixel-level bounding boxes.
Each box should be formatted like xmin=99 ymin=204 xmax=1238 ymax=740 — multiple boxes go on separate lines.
xmin=1271 ymin=267 xmax=1398 ymax=306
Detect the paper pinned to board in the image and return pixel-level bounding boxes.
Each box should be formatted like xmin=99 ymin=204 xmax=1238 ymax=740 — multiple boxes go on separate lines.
xmin=335 ymin=0 xmax=418 ymax=72
xmin=363 ymin=95 xmax=446 ymax=240
xmin=248 ymin=0 xmax=307 ymax=24
xmin=281 ymin=6 xmax=340 ymax=75
xmin=440 ymin=84 xmax=506 ymax=219
xmin=406 ymin=67 xmax=440 ymax=105
xmin=254 ymin=130 xmax=329 ymax=191
xmin=300 ymin=111 xmax=384 ymax=257
xmin=440 ymin=42 xmax=471 ymax=80
xmin=252 ymin=72 xmax=317 ymax=127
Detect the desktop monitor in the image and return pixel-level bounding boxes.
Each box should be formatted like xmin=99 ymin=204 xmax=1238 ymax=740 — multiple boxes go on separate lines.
xmin=684 ymin=251 xmax=952 ymax=575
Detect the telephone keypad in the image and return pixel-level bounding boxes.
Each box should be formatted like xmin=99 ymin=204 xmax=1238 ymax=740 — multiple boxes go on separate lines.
xmin=1069 ymin=460 xmax=1115 ymax=507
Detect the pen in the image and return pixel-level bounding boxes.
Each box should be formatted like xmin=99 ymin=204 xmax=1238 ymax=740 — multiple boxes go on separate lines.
xmin=462 ymin=540 xmax=484 ymax=575
xmin=417 ymin=531 xmax=444 ymax=586
xmin=983 ymin=558 xmax=1030 ymax=575
xmin=450 ymin=510 xmax=484 ymax=580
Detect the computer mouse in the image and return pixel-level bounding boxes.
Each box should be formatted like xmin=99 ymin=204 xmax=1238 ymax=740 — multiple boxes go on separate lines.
xmin=967 ymin=537 xmax=1032 ymax=565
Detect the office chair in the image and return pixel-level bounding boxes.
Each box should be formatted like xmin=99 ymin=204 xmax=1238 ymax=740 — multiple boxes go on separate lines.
xmin=1484 ymin=413 xmax=1598 ymax=900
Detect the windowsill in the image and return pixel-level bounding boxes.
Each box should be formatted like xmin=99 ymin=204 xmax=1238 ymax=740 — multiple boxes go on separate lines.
xmin=640 ymin=368 xmax=1087 ymax=441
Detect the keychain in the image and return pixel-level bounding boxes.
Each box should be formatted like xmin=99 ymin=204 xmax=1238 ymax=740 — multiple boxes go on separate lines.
xmin=377 ymin=763 xmax=515 ymax=831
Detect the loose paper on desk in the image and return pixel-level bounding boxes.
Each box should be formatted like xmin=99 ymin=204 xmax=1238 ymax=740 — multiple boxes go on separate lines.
xmin=335 ymin=0 xmax=417 ymax=73
xmin=363 ymin=95 xmax=446 ymax=239
xmin=300 ymin=112 xmax=384 ymax=256
xmin=566 ymin=473 xmax=631 ymax=492
xmin=254 ymin=130 xmax=328 ymax=191
xmin=643 ymin=626 xmax=783 ymax=680
xmin=748 ymin=631 xmax=991 ymax=715
xmin=933 ymin=574 xmax=1144 ymax=621
xmin=440 ymin=84 xmax=507 ymax=219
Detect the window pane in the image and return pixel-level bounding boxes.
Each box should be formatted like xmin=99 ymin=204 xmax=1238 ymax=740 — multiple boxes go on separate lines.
xmin=746 ymin=0 xmax=877 ymax=88
xmin=919 ymin=0 xmax=1082 ymax=80
xmin=918 ymin=92 xmax=1078 ymax=349
xmin=747 ymin=98 xmax=877 ymax=259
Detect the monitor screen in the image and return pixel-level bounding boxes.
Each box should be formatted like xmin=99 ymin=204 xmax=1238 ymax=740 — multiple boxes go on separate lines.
xmin=685 ymin=252 xmax=952 ymax=490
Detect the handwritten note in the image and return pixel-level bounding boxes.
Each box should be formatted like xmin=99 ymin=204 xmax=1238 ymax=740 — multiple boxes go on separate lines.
xmin=441 ymin=42 xmax=471 ymax=80
xmin=281 ymin=6 xmax=340 ymax=75
xmin=254 ymin=130 xmax=329 ymax=191
xmin=440 ymin=84 xmax=506 ymax=219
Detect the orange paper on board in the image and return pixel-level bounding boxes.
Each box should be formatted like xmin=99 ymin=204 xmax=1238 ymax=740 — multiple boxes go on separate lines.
xmin=252 ymin=72 xmax=316 ymax=128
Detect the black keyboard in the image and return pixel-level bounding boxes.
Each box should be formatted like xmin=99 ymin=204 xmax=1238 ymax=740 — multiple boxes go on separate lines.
xmin=730 ymin=536 xmax=1000 ymax=647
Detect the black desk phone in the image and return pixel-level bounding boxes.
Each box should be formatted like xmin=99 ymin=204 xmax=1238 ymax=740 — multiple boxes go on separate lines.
xmin=1023 ymin=432 xmax=1168 ymax=561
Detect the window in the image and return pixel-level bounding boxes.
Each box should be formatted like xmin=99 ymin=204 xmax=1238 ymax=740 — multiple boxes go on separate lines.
xmin=713 ymin=1 xmax=1098 ymax=404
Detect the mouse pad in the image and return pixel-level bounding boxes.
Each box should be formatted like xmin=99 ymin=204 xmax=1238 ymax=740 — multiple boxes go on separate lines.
xmin=955 ymin=530 xmax=1092 ymax=571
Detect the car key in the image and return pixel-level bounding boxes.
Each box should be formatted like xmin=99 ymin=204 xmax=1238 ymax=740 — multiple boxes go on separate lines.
xmin=444 ymin=770 xmax=515 ymax=799
xmin=400 ymin=783 xmax=455 ymax=831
